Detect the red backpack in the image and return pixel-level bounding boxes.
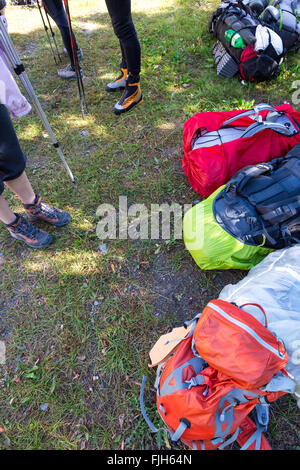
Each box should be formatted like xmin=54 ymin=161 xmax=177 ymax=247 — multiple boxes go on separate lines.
xmin=182 ymin=103 xmax=300 ymax=198
xmin=141 ymin=300 xmax=295 ymax=450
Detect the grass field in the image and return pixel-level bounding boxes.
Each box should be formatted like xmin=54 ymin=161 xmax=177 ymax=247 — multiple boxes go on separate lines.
xmin=0 ymin=0 xmax=299 ymax=450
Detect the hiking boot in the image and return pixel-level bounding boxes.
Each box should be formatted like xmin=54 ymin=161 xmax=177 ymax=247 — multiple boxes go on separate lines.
xmin=24 ymin=194 xmax=72 ymax=227
xmin=113 ymin=77 xmax=143 ymax=115
xmin=58 ymin=63 xmax=83 ymax=80
xmin=5 ymin=214 xmax=53 ymax=249
xmin=63 ymin=47 xmax=83 ymax=61
xmin=106 ymin=68 xmax=128 ymax=92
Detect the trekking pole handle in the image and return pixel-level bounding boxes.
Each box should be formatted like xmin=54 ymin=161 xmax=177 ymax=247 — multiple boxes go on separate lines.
xmin=240 ymin=303 xmax=268 ymax=327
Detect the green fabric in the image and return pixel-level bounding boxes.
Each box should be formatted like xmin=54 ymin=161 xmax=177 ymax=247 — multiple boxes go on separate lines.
xmin=183 ymin=186 xmax=273 ymax=271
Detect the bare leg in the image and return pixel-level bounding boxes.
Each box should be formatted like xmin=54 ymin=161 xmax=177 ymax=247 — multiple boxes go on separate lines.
xmin=0 ymin=194 xmax=17 ymax=225
xmin=4 ymin=171 xmax=35 ymax=205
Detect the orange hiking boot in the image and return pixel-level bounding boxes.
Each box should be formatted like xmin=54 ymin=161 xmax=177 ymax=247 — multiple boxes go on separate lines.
xmin=5 ymin=214 xmax=53 ymax=249
xmin=114 ymin=74 xmax=143 ymax=115
xmin=106 ymin=68 xmax=128 ymax=92
xmin=23 ymin=194 xmax=71 ymax=227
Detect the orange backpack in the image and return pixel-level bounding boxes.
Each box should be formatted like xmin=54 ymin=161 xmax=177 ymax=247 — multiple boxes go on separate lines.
xmin=141 ymin=300 xmax=295 ymax=450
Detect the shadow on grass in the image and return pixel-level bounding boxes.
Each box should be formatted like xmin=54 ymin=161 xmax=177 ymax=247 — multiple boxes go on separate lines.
xmin=0 ymin=0 xmax=299 ymax=450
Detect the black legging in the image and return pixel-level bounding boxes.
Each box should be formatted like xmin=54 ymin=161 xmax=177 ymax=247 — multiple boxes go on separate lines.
xmin=105 ymin=0 xmax=141 ymax=77
xmin=0 ymin=104 xmax=26 ymax=196
xmin=42 ymin=0 xmax=78 ymax=66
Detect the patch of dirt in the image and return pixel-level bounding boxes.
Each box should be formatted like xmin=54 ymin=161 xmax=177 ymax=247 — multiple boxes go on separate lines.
xmin=131 ymin=248 xmax=244 ymax=324
xmin=19 ymin=42 xmax=38 ymax=59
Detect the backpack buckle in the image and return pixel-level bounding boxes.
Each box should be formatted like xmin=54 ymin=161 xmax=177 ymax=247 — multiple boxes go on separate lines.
xmin=186 ymin=375 xmax=205 ymax=389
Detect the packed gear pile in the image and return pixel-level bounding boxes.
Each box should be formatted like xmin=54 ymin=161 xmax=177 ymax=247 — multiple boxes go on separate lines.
xmin=141 ymin=299 xmax=296 ymax=450
xmin=209 ymin=0 xmax=300 ymax=82
xmin=183 ymin=143 xmax=300 ymax=270
xmin=0 ymin=1 xmax=299 ymax=452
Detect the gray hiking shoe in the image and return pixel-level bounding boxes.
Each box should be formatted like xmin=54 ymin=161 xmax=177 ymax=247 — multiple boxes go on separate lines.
xmin=58 ymin=63 xmax=83 ymax=80
xmin=5 ymin=214 xmax=53 ymax=249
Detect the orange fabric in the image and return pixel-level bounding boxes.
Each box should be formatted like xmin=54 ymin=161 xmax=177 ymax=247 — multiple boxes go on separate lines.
xmin=155 ymin=309 xmax=288 ymax=449
xmin=193 ymin=299 xmax=289 ymax=389
xmin=156 ymin=336 xmax=269 ymax=443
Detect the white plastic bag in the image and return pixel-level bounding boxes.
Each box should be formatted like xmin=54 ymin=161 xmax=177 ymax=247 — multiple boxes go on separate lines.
xmin=219 ymin=246 xmax=300 ymax=407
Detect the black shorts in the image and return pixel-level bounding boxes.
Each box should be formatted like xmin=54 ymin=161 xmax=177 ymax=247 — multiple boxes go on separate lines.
xmin=0 ymin=104 xmax=26 ymax=196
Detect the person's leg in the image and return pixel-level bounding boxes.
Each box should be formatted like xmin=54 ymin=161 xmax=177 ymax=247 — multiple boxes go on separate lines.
xmin=42 ymin=0 xmax=83 ymax=79
xmin=106 ymin=41 xmax=128 ymax=92
xmin=43 ymin=0 xmax=78 ymax=64
xmin=0 ymin=194 xmax=17 ymax=225
xmin=0 ymin=175 xmax=53 ymax=249
xmin=105 ymin=0 xmax=141 ymax=77
xmin=0 ymin=104 xmax=70 ymax=248
xmin=4 ymin=171 xmax=35 ymax=205
xmin=5 ymin=171 xmax=71 ymax=227
xmin=105 ymin=0 xmax=143 ymax=112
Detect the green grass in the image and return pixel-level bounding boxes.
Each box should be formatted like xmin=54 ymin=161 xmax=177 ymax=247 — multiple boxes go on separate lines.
xmin=0 ymin=0 xmax=299 ymax=450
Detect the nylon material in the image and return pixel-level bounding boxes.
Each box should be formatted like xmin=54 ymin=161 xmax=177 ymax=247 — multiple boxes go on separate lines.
xmin=193 ymin=300 xmax=288 ymax=389
xmin=182 ymin=104 xmax=300 ymax=198
xmin=219 ymin=246 xmax=300 ymax=395
xmin=212 ymin=149 xmax=300 ymax=248
xmin=159 ymin=357 xmax=205 ymax=397
xmin=183 ymin=187 xmax=272 ymax=271
xmin=207 ymin=302 xmax=285 ymax=359
xmin=192 ymin=127 xmax=247 ymax=150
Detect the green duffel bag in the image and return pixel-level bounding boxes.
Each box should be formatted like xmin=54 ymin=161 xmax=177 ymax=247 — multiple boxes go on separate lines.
xmin=183 ymin=186 xmax=273 ymax=270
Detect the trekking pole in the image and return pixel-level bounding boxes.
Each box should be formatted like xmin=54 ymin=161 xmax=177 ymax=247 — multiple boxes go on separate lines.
xmin=42 ymin=1 xmax=62 ymax=63
xmin=63 ymin=0 xmax=88 ymax=119
xmin=0 ymin=15 xmax=77 ymax=186
xmin=36 ymin=0 xmax=61 ymax=66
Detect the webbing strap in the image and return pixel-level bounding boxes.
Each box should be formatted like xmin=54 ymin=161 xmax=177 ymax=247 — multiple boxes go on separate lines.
xmin=170 ymin=420 xmax=189 ymax=442
xmin=164 ymin=316 xmax=199 ymax=346
xmin=240 ymin=425 xmax=264 ymax=450
xmin=225 ymin=162 xmax=276 ymax=197
xmin=140 ymin=376 xmax=166 ymax=434
xmin=261 ymin=198 xmax=300 ymax=224
xmin=185 ymin=375 xmax=205 ymax=389
xmin=154 ymin=363 xmax=165 ymax=391
xmin=159 ymin=356 xmax=206 ymax=397
xmin=240 ymin=402 xmax=270 ymax=450
xmin=218 ymin=427 xmax=241 ymax=450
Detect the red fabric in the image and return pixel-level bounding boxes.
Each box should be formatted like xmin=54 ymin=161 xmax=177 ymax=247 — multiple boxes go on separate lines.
xmin=182 ymin=104 xmax=300 ymax=198
xmin=237 ymin=416 xmax=272 ymax=450
xmin=239 ymin=45 xmax=258 ymax=80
